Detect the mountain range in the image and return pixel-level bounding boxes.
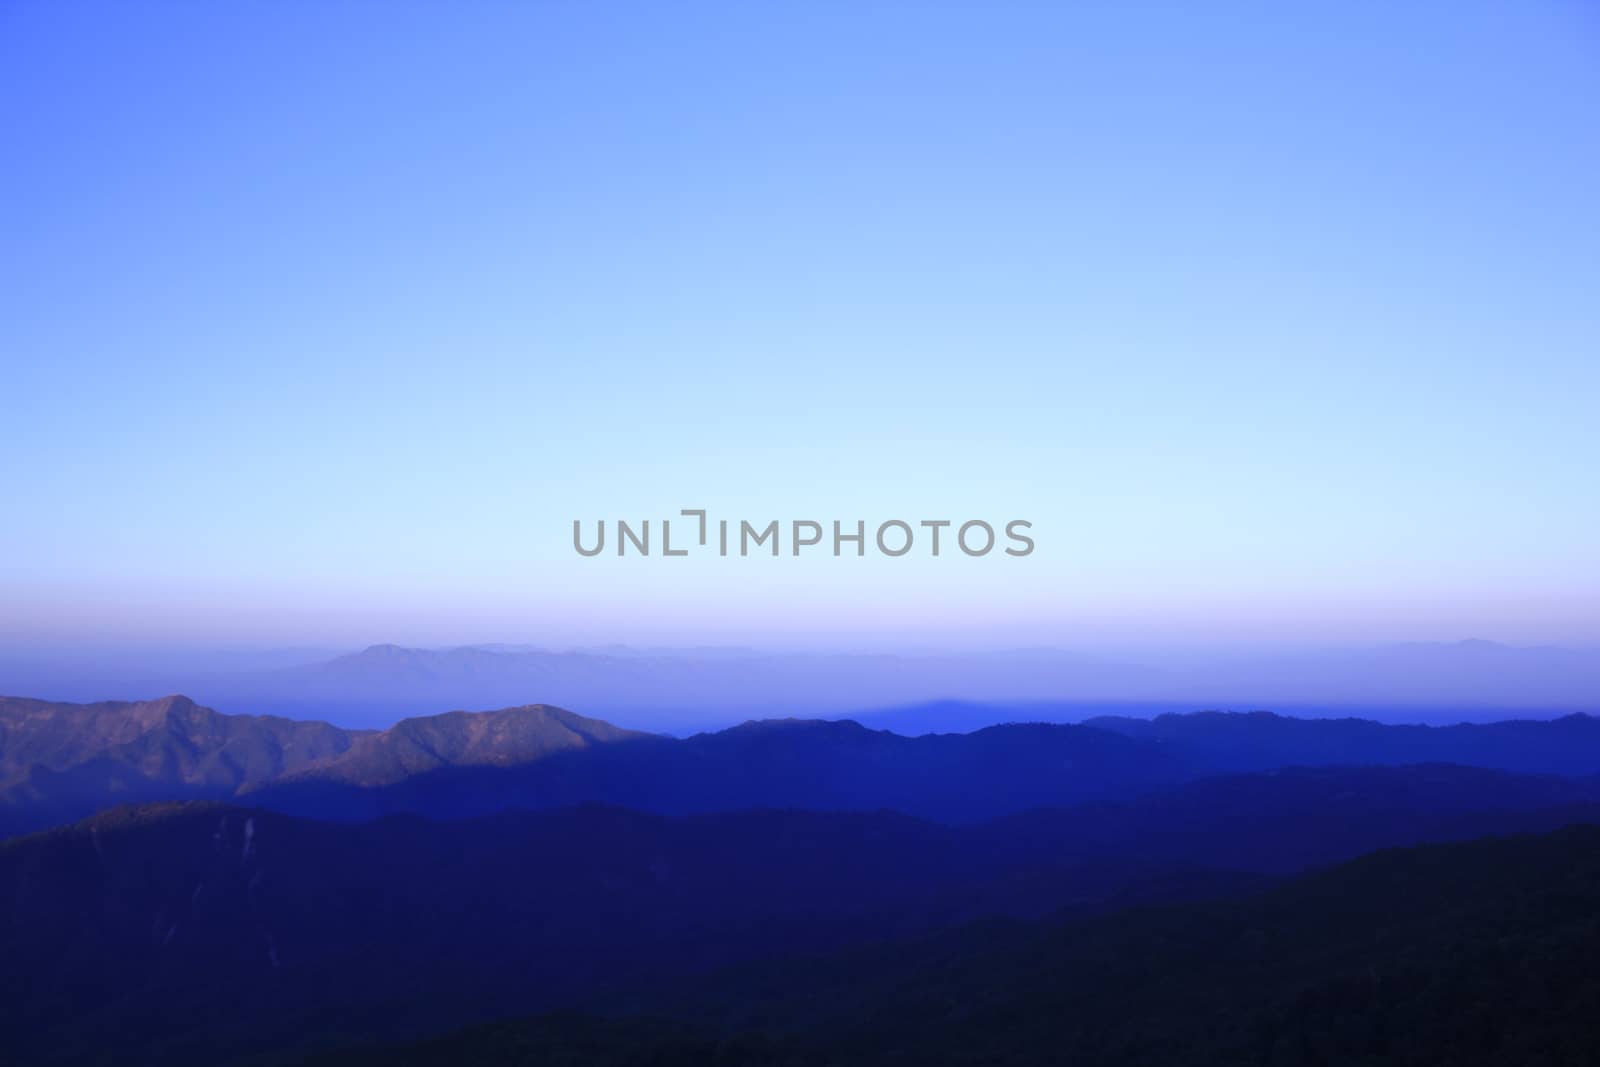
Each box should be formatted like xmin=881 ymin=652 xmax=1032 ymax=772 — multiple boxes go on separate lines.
xmin=5 ymin=639 xmax=1597 ymax=732
xmin=10 ymin=693 xmax=1600 ymax=836
xmin=0 ymin=695 xmax=646 ymax=836
xmin=313 ymin=822 xmax=1600 ymax=1066
xmin=7 ymin=689 xmax=1600 ymax=1062
xmin=6 ymin=767 xmax=1600 ymax=1065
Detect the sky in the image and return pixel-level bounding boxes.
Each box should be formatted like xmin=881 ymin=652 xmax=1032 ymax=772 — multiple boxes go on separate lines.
xmin=2 ymin=1 xmax=1598 ymax=654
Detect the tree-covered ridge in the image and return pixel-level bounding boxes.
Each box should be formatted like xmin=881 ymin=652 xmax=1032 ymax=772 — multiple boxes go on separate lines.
xmin=314 ymin=823 xmax=1600 ymax=1067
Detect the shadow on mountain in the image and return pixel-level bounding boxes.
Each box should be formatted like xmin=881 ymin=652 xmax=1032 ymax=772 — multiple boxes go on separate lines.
xmin=246 ymin=718 xmax=1192 ymax=823
xmin=5 ymin=763 xmax=1600 ymax=1064
xmin=11 ymin=696 xmax=1600 ymax=834
xmin=1087 ymin=709 xmax=1600 ymax=776
xmin=307 ymin=822 xmax=1600 ymax=1067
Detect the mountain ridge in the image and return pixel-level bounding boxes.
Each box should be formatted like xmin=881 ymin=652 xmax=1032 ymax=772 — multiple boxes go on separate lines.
xmin=0 ymin=695 xmax=652 ymax=835
xmin=11 ymin=694 xmax=1600 ymax=835
xmin=343 ymin=820 xmax=1600 ymax=1067
xmin=6 ymin=775 xmax=1600 ymax=1065
xmin=11 ymin=639 xmax=1596 ymax=730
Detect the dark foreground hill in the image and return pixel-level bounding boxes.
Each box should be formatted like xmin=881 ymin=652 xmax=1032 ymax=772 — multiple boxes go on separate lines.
xmin=0 ymin=801 xmax=1224 ymax=1065
xmin=313 ymin=822 xmax=1600 ymax=1067
xmin=3 ymin=764 xmax=1600 ymax=1065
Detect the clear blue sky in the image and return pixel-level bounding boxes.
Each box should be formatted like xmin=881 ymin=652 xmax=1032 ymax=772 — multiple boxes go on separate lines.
xmin=3 ymin=1 xmax=1597 ymax=652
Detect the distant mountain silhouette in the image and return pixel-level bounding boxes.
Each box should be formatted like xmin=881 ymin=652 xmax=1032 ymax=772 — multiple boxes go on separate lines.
xmin=10 ymin=639 xmax=1593 ymax=731
xmin=212 ymin=643 xmax=1161 ymax=727
xmin=238 ymin=638 xmax=1600 ymax=725
xmin=5 ymin=766 xmax=1600 ymax=1065
xmin=1181 ymin=638 xmax=1600 ymax=707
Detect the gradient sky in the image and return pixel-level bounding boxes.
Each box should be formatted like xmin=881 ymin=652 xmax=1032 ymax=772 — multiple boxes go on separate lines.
xmin=3 ymin=1 xmax=1597 ymax=652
